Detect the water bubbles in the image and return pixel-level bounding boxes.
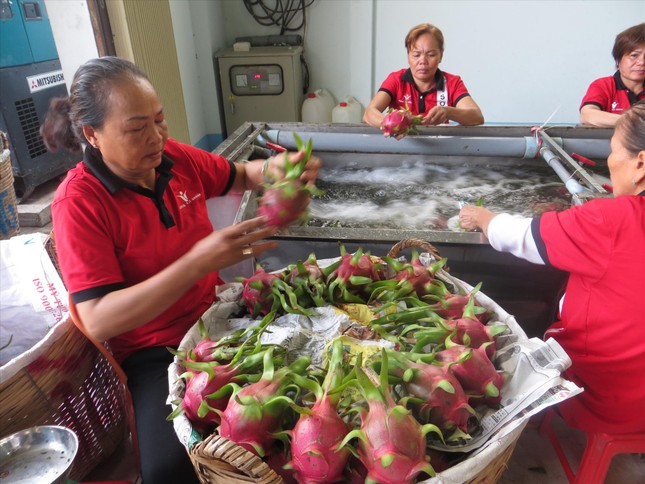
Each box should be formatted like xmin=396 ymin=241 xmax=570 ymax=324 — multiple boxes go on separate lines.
xmin=309 ymin=159 xmax=570 ymax=230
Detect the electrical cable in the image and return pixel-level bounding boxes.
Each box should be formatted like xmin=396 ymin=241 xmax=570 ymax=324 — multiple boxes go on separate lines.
xmin=242 ymin=0 xmax=314 ymax=93
xmin=243 ymin=0 xmax=315 ymax=34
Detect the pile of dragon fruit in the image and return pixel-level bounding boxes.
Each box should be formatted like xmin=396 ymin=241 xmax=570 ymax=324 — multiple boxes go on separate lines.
xmin=169 ymin=245 xmax=509 ymax=484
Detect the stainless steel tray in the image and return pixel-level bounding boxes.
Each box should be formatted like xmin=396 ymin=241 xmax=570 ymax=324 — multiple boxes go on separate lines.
xmin=0 ymin=425 xmax=78 ymax=484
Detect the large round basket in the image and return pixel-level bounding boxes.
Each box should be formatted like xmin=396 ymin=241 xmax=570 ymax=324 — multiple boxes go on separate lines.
xmin=172 ymin=240 xmax=528 ymax=484
xmin=187 ymin=423 xmax=525 ymax=484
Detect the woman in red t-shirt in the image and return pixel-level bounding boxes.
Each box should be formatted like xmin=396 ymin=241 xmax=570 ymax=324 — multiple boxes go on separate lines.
xmin=364 ymin=23 xmax=484 ymax=134
xmin=580 ymin=22 xmax=645 ymax=128
xmin=41 ymin=57 xmax=321 ymax=483
xmin=458 ymin=101 xmax=645 ymax=434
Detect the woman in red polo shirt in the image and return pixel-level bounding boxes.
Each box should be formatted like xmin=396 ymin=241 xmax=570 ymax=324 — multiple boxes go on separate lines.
xmin=458 ymin=101 xmax=645 ymax=435
xmin=364 ymin=23 xmax=484 ymax=134
xmin=41 ymin=57 xmax=321 ymax=483
xmin=580 ymin=22 xmax=645 ymax=128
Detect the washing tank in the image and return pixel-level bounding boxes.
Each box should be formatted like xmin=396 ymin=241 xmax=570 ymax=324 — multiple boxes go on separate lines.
xmin=213 ymin=122 xmax=612 ymax=337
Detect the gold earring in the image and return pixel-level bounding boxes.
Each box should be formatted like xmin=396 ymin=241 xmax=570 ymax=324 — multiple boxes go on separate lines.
xmin=633 ymin=179 xmax=637 ymax=185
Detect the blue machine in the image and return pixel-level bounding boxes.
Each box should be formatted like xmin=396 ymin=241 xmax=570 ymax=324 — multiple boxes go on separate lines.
xmin=0 ymin=0 xmax=75 ymax=200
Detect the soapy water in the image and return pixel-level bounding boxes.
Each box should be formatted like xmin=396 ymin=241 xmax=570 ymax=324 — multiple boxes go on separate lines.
xmin=308 ymin=160 xmax=572 ymax=230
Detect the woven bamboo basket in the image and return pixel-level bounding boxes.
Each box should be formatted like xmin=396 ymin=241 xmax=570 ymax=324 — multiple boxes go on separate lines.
xmin=0 ymin=235 xmax=129 ymax=481
xmin=178 ymin=239 xmax=525 ymax=484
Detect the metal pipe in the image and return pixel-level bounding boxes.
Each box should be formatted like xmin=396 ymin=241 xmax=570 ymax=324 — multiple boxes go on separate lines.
xmin=264 ymin=129 xmax=610 ymax=159
xmin=538 ymin=130 xmax=606 ymax=192
xmin=540 ymin=148 xmax=589 ymax=195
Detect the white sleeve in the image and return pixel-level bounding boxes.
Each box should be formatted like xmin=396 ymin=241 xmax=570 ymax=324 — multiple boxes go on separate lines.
xmin=487 ymin=213 xmax=546 ymax=265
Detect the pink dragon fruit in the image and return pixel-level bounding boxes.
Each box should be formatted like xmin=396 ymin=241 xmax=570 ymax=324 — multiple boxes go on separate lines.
xmin=337 ymin=351 xmax=442 ymax=484
xmin=240 ymin=266 xmax=282 ymax=317
xmin=413 ymin=295 xmax=507 ymax=358
xmin=435 ymin=339 xmax=505 ymax=407
xmin=425 ymin=281 xmax=492 ymax=323
xmin=327 ymin=244 xmax=385 ymax=304
xmin=288 ymin=339 xmax=352 ymax=483
xmin=380 ymin=106 xmax=423 ymax=138
xmin=284 ymin=253 xmax=332 ymax=308
xmin=388 ymin=350 xmax=474 ymax=435
xmin=379 ymin=250 xmax=447 ymax=299
xmin=258 ymin=133 xmax=321 ymax=229
xmin=167 ymin=342 xmax=271 ymax=434
xmin=217 ymin=349 xmax=311 ymax=457
xmin=266 ymin=449 xmax=299 ymax=484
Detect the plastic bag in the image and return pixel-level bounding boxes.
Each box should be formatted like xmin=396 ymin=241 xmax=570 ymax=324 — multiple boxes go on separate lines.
xmin=0 ymin=233 xmax=69 ymax=366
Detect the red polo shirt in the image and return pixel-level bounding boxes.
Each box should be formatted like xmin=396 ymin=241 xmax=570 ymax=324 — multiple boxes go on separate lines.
xmin=534 ymin=195 xmax=645 ymax=434
xmin=52 ymin=138 xmax=235 ymax=362
xmin=379 ymin=68 xmax=471 ymax=117
xmin=580 ymin=71 xmax=645 ymax=114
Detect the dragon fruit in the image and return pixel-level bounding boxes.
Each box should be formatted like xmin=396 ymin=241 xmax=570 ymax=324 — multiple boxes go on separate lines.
xmin=413 ymin=295 xmax=507 ymax=357
xmin=435 ymin=339 xmax=505 ymax=407
xmin=388 ymin=350 xmax=474 ymax=435
xmin=380 ymin=106 xmax=423 ymax=138
xmin=391 ymin=251 xmax=447 ymax=297
xmin=167 ymin=337 xmax=273 ymax=433
xmin=287 ymin=339 xmax=352 ymax=483
xmin=258 ymin=133 xmax=320 ymax=229
xmin=240 ymin=266 xmax=282 ymax=317
xmin=337 ymin=351 xmax=442 ymax=484
xmin=327 ymin=244 xmax=385 ymax=304
xmin=283 ymin=253 xmax=334 ymax=308
xmin=425 ymin=281 xmax=492 ymax=323
xmin=266 ymin=449 xmax=299 ymax=484
xmin=217 ymin=349 xmax=311 ymax=457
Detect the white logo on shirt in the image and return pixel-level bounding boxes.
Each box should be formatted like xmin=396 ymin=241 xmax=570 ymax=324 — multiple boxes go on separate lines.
xmin=612 ymin=101 xmax=619 ymax=111
xmin=177 ymin=190 xmax=201 ymax=208
xmin=178 ymin=191 xmax=190 ymax=203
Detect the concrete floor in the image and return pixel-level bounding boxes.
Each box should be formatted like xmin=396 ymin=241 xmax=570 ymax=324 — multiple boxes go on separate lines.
xmin=82 ymin=413 xmax=644 ymax=483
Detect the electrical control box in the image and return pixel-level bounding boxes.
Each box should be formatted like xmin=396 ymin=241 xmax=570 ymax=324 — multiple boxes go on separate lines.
xmin=215 ymin=46 xmax=303 ymax=137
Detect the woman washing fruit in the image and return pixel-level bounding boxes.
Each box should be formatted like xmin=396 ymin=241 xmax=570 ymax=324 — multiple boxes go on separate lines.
xmin=458 ymin=100 xmax=645 ymax=434
xmin=364 ymin=23 xmax=484 ymax=138
xmin=40 ymin=56 xmax=321 ymax=482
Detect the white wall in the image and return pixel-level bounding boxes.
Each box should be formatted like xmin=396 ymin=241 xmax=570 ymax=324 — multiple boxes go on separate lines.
xmin=223 ymin=0 xmax=644 ymax=124
xmin=44 ymin=0 xmax=645 ymax=139
xmin=169 ymin=0 xmax=226 ymax=145
xmin=44 ymin=0 xmax=98 ymax=93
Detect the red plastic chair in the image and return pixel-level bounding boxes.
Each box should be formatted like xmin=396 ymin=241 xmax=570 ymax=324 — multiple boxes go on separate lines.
xmin=69 ymin=296 xmax=141 ymax=482
xmin=539 ymin=407 xmax=645 ymax=483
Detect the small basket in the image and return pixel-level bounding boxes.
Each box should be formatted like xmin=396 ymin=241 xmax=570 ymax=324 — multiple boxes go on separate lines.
xmin=175 ymin=239 xmax=525 ymax=483
xmin=0 ymin=317 xmax=129 ymax=481
xmin=387 ymin=237 xmax=450 ymax=272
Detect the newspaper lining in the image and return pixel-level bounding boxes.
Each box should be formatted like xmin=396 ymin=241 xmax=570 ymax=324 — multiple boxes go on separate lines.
xmin=168 ymin=254 xmax=582 ymax=475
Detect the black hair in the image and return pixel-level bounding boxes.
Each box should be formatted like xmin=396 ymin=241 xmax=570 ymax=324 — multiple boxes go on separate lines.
xmin=612 ymin=23 xmax=645 ymax=67
xmin=40 ymin=57 xmax=149 ymax=153
xmin=616 ymin=100 xmax=645 ymax=156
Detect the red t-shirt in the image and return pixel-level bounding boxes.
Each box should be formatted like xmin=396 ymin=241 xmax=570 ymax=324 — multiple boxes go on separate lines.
xmin=52 ymin=139 xmax=235 ymax=362
xmin=379 ymin=68 xmax=471 ymax=117
xmin=536 ymin=195 xmax=645 ymax=434
xmin=580 ymin=71 xmax=645 ymax=114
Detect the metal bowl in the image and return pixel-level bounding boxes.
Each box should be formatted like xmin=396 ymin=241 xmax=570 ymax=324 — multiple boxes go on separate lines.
xmin=0 ymin=425 xmax=78 ymax=484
